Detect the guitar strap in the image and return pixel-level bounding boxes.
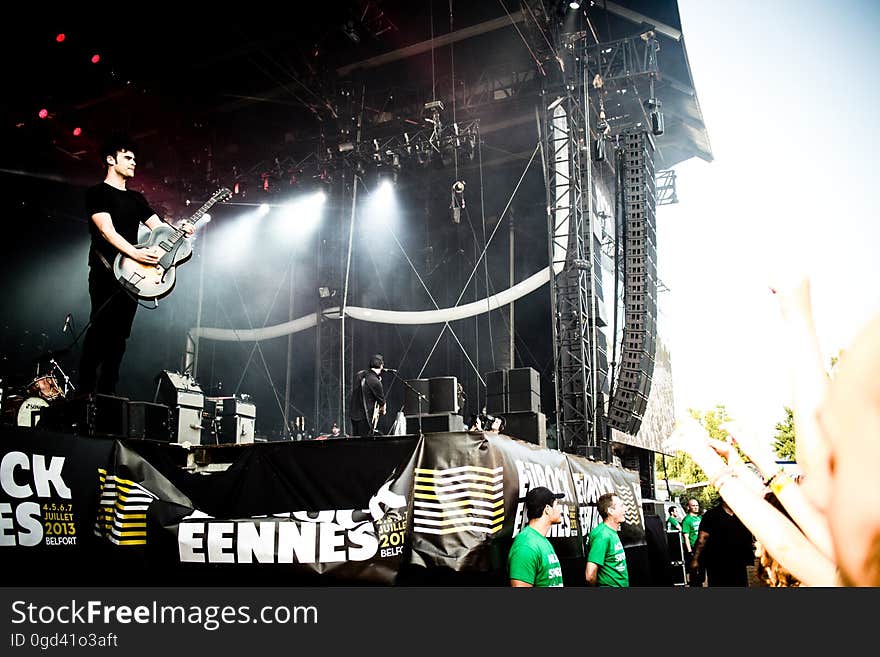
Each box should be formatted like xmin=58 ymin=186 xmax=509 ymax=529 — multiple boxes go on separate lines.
xmin=360 ymin=374 xmax=372 ymax=430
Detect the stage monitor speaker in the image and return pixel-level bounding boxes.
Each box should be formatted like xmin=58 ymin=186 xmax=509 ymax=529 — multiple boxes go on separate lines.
xmin=404 ymin=412 xmax=465 ymax=433
xmin=403 ymin=379 xmax=431 ymax=415
xmin=40 ymin=394 xmax=128 ymax=438
xmin=127 ymin=401 xmax=172 ymax=441
xmin=429 ymin=377 xmax=459 ymax=414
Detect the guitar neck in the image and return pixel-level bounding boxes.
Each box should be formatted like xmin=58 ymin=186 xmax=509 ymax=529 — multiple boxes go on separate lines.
xmin=164 ymin=197 xmax=221 ymax=246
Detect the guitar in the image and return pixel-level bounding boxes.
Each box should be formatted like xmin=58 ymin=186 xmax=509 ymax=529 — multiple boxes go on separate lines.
xmin=113 ymin=187 xmax=231 ymax=299
xmin=371 ymin=402 xmax=382 ymax=434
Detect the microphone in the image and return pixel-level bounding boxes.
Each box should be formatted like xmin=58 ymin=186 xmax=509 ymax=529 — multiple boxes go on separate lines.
xmin=62 ymin=314 xmax=72 ymax=333
xmin=384 ymin=368 xmax=398 ymax=373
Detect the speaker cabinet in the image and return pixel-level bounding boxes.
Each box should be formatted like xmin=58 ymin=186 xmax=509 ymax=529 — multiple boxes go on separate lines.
xmin=508 ymin=390 xmax=541 ymax=413
xmin=127 ymin=401 xmax=172 ymax=441
xmin=486 ymin=370 xmax=507 ymax=397
xmin=40 ymin=394 xmax=128 ymax=438
xmin=403 ymin=412 xmax=465 ymax=433
xmin=508 ymin=367 xmax=539 ymax=395
xmin=403 ymin=379 xmax=431 ymax=415
xmin=501 ymin=411 xmax=546 ymax=447
xmin=429 ymin=377 xmax=459 ymax=414
xmin=486 ymin=393 xmax=507 ymax=415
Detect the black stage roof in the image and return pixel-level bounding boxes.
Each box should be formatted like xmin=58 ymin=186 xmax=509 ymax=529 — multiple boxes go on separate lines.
xmin=2 ymin=1 xmax=710 ymax=200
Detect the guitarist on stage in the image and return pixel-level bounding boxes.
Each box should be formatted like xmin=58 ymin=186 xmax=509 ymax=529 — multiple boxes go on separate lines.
xmin=349 ymin=354 xmax=387 ymax=437
xmin=78 ymin=136 xmax=194 ymax=395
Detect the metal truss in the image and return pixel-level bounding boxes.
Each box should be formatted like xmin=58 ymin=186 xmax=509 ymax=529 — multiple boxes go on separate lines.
xmin=314 ymin=173 xmax=352 ymax=435
xmin=655 ymin=169 xmax=678 ymax=205
xmin=544 ymin=32 xmax=606 ymax=458
xmin=585 ymin=32 xmax=660 ymax=85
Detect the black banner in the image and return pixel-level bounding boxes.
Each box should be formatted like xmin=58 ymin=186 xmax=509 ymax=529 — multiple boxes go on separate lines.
xmin=2 ymin=428 xmax=645 ymax=585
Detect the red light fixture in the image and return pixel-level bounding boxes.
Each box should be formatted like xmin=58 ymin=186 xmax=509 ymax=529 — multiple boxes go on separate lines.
xmin=90 ymin=54 xmax=101 ymax=64
xmin=38 ymin=109 xmax=49 ymax=119
xmin=72 ymin=127 xmax=82 ymax=136
xmin=55 ymin=33 xmax=66 ymax=43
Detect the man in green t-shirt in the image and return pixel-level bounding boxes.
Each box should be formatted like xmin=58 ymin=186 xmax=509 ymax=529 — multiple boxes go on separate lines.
xmin=666 ymin=505 xmax=682 ymax=532
xmin=680 ymin=498 xmax=704 ymax=586
xmin=508 ymin=486 xmax=565 ymax=587
xmin=585 ymin=492 xmax=629 ymax=587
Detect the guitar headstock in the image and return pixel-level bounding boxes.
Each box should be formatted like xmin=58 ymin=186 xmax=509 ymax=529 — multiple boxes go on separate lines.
xmin=212 ymin=187 xmax=233 ymax=204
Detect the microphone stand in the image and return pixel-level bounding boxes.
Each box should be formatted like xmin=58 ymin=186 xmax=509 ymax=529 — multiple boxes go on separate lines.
xmin=385 ymin=370 xmax=426 ymax=439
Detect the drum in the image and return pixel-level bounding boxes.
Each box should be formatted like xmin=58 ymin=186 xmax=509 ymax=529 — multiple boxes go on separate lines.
xmin=2 ymin=396 xmax=48 ymax=427
xmin=27 ymin=374 xmax=64 ymax=401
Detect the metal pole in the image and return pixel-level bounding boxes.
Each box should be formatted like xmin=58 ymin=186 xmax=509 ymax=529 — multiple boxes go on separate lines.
xmin=341 ymin=173 xmax=359 ymax=432
xmin=508 ymin=212 xmax=515 ymax=370
xmin=283 ymin=258 xmax=296 ymax=437
xmin=191 ymin=221 xmax=208 ymax=376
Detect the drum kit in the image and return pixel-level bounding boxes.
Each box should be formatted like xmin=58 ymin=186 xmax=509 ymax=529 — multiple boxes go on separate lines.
xmin=1 ymin=354 xmax=74 ymax=428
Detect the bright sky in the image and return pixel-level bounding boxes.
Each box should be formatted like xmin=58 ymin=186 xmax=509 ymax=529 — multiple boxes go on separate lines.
xmin=658 ymin=0 xmax=880 ymax=436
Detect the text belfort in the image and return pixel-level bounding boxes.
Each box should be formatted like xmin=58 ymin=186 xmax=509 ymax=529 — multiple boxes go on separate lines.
xmin=1 ymin=451 xmax=75 ymax=547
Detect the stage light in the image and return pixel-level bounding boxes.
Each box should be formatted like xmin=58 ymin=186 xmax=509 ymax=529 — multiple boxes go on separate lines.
xmin=257 ymin=203 xmax=271 ymax=217
xmin=362 ymin=178 xmax=397 ymax=230
xmin=569 ymin=1 xmax=581 ymax=8
xmin=38 ymin=109 xmax=48 ymax=119
xmin=72 ymin=127 xmax=82 ymax=137
xmin=55 ymin=33 xmax=66 ymax=43
xmin=202 ymin=213 xmax=211 ymax=224
xmin=276 ymin=191 xmax=326 ymax=242
xmin=90 ymin=54 xmax=101 ymax=64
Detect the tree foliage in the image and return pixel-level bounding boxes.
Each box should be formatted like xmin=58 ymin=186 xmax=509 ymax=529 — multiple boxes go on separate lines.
xmin=655 ymin=405 xmax=733 ymax=510
xmin=773 ymin=406 xmax=796 ymax=461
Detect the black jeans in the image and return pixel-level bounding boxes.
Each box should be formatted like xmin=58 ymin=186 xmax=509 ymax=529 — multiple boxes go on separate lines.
xmin=78 ymin=266 xmax=138 ymax=395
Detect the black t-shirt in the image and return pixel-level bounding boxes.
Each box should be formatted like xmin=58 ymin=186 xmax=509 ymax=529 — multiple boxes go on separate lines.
xmin=85 ymin=182 xmax=157 ymax=268
xmin=699 ymin=504 xmax=754 ymax=568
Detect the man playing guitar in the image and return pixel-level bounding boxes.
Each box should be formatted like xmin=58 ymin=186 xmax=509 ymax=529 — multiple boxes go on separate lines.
xmin=78 ymin=135 xmax=194 ymax=395
xmin=349 ymin=354 xmax=387 ymax=437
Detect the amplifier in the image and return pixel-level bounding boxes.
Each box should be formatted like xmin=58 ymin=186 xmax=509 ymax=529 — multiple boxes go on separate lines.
xmin=172 ymin=407 xmax=203 ymax=445
xmin=127 ymin=401 xmax=172 ymax=441
xmin=40 ymin=394 xmax=129 ymax=438
xmin=157 ymin=370 xmax=204 ymax=409
xmin=205 ymin=396 xmax=256 ymax=418
xmin=217 ymin=415 xmax=256 ymax=444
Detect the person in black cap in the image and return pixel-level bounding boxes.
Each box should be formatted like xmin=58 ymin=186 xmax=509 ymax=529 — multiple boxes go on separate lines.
xmin=508 ymin=486 xmax=565 ymax=587
xmin=349 ymin=354 xmax=387 ymax=437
